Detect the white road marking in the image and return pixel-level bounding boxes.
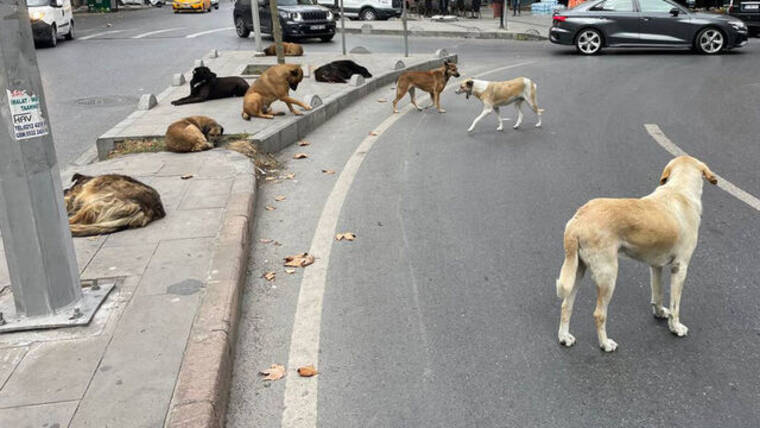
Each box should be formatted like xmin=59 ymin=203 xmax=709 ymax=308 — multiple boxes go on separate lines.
xmin=79 ymin=30 xmax=124 ymax=40
xmin=185 ymin=26 xmax=234 ymax=39
xmin=132 ymin=27 xmax=185 ymax=39
xmin=280 ymin=61 xmax=536 ymax=428
xmin=645 ymin=124 xmax=760 ymax=211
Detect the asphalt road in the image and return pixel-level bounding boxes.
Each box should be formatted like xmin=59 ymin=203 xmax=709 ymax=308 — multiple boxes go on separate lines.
xmin=227 ymin=34 xmax=760 ymax=428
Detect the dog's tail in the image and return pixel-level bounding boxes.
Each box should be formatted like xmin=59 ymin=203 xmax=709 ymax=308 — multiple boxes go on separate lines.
xmin=556 ymin=225 xmax=580 ymax=299
xmin=69 ymin=218 xmax=133 ymax=237
xmin=531 ymin=81 xmax=545 ymax=114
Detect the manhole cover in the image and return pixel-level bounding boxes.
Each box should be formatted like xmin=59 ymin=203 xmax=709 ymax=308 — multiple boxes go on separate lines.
xmin=74 ymin=95 xmax=137 ymax=108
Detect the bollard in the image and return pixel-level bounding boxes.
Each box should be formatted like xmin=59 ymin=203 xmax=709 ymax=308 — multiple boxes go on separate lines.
xmin=171 ymin=73 xmax=186 ymax=86
xmin=349 ymin=74 xmax=365 ymax=87
xmin=138 ymin=94 xmax=158 ymax=110
xmin=349 ymin=46 xmax=371 ymax=54
xmin=394 ymin=60 xmax=406 ymax=70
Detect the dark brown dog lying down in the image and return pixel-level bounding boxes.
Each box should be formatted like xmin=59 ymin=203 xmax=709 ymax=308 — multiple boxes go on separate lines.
xmin=165 ymin=116 xmax=223 ymax=153
xmin=64 ymin=174 xmax=166 ymax=237
xmin=242 ymin=63 xmax=310 ymax=120
xmin=263 ymin=42 xmax=303 ymax=56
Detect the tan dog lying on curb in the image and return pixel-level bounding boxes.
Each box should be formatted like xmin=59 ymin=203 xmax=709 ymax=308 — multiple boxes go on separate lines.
xmin=392 ymin=60 xmax=460 ymax=114
xmin=242 ymin=64 xmax=310 ymax=120
xmin=64 ymin=173 xmax=166 ymax=237
xmin=165 ymin=116 xmax=223 ymax=153
xmin=455 ymin=77 xmax=544 ymax=132
xmin=556 ymin=156 xmax=717 ymax=352
xmin=263 ymin=42 xmax=303 ymax=56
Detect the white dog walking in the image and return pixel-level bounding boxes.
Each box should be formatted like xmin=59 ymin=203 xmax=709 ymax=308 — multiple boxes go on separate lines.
xmin=455 ymin=77 xmax=544 ymax=132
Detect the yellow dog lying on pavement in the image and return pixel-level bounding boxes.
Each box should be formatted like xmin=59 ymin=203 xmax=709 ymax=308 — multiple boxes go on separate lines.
xmin=556 ymin=156 xmax=717 ymax=352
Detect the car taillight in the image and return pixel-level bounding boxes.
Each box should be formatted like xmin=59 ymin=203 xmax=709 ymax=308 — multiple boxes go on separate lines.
xmin=553 ymin=15 xmax=567 ymax=22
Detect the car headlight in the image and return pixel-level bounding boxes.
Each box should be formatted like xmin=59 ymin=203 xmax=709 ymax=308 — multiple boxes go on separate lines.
xmin=729 ymin=20 xmax=747 ymax=30
xmin=29 ymin=10 xmax=45 ymax=21
xmin=326 ymin=10 xmax=334 ymax=20
xmin=279 ymin=11 xmax=301 ymax=21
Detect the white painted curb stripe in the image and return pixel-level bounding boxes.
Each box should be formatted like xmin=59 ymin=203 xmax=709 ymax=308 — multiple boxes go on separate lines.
xmin=79 ymin=30 xmax=124 ymax=40
xmin=281 ymin=61 xmax=536 ymax=428
xmin=132 ymin=27 xmax=184 ymax=39
xmin=645 ymin=124 xmax=760 ymax=212
xmin=185 ymin=26 xmax=234 ymax=39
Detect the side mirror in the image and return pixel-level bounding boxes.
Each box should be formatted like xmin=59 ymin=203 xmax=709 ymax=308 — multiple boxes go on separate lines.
xmin=669 ymin=7 xmax=679 ymax=16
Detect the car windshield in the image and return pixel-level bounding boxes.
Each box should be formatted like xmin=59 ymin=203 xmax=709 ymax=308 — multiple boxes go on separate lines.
xmin=26 ymin=0 xmax=50 ymax=6
xmin=277 ymin=0 xmax=314 ymax=5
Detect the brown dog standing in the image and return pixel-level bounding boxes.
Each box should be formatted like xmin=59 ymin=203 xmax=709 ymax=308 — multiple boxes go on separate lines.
xmin=263 ymin=42 xmax=304 ymax=56
xmin=242 ymin=64 xmax=311 ymax=120
xmin=392 ymin=61 xmax=460 ymax=114
xmin=165 ymin=116 xmax=223 ymax=153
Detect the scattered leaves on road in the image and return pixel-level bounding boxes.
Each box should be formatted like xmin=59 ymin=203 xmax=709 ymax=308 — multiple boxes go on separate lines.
xmin=293 ymin=153 xmax=309 ymax=159
xmin=180 ymin=174 xmax=194 ymax=180
xmin=336 ymin=233 xmax=356 ymax=241
xmin=265 ymin=205 xmax=276 ymax=211
xmin=260 ymin=364 xmax=286 ymax=381
xmin=285 ymin=268 xmax=297 ymax=274
xmin=298 ymin=365 xmax=318 ymax=377
xmin=284 ymin=253 xmax=315 ymax=268
xmin=260 ymin=238 xmax=273 ymax=244
xmin=377 ymin=98 xmax=388 ymax=103
xmin=298 ymin=140 xmax=311 ymax=146
xmin=274 ymin=195 xmax=287 ymax=202
xmin=262 ymin=271 xmax=276 ymax=281
xmin=322 ymin=169 xmax=336 ymax=175
xmin=369 ymin=131 xmax=379 ymax=136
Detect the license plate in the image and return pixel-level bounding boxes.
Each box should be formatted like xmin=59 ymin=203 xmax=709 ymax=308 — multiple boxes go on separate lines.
xmin=744 ymin=4 xmax=759 ymax=9
xmin=310 ymin=25 xmax=326 ymax=30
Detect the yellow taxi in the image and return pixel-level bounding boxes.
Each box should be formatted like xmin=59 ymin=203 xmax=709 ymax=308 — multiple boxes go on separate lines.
xmin=173 ymin=0 xmax=212 ymax=13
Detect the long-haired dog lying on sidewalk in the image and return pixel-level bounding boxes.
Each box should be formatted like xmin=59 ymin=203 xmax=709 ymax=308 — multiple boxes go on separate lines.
xmin=555 ymin=156 xmax=717 ymax=352
xmin=64 ymin=174 xmax=166 ymax=237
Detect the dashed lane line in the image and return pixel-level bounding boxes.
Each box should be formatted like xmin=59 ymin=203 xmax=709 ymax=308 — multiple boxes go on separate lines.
xmin=645 ymin=124 xmax=760 ymax=212
xmin=280 ymin=61 xmax=537 ymax=428
xmin=185 ymin=26 xmax=234 ymax=39
xmin=132 ymin=27 xmax=185 ymax=39
xmin=79 ymin=30 xmax=125 ymax=40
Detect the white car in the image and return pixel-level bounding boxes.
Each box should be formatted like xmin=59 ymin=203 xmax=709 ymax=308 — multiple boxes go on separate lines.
xmin=28 ymin=0 xmax=74 ymax=47
xmin=317 ymin=0 xmax=400 ymax=21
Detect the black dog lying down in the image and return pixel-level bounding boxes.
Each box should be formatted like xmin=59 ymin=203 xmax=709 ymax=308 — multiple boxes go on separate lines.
xmin=171 ymin=66 xmax=249 ymax=106
xmin=314 ymin=60 xmax=372 ymax=84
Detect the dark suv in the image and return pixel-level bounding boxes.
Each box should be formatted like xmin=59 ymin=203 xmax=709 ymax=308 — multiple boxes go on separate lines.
xmin=728 ymin=0 xmax=760 ymax=34
xmin=234 ymin=0 xmax=336 ymax=42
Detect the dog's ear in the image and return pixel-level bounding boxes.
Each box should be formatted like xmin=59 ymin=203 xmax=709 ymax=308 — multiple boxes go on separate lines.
xmin=466 ymin=80 xmax=473 ymax=88
xmin=659 ymin=164 xmax=671 ymax=185
xmin=700 ymin=161 xmax=718 ymax=185
xmin=71 ymin=173 xmax=92 ymax=185
xmin=290 ymin=67 xmax=300 ymax=77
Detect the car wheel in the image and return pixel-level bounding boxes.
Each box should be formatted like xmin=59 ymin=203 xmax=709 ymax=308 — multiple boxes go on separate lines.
xmin=575 ymin=28 xmax=602 ymax=55
xmin=48 ymin=25 xmax=57 ymax=48
xmin=214 ymin=3 xmax=219 ymax=8
xmin=235 ymin=16 xmax=251 ymax=38
xmin=65 ymin=21 xmax=74 ymax=40
xmin=359 ymin=7 xmax=377 ymax=21
xmin=695 ymin=27 xmax=725 ymax=55
xmin=320 ymin=34 xmax=334 ymax=42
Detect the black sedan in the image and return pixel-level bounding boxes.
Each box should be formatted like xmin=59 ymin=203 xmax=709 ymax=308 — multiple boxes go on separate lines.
xmin=550 ymin=0 xmax=749 ymax=55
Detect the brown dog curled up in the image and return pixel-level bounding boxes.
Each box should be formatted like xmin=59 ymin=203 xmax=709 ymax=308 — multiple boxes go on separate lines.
xmin=64 ymin=173 xmax=166 ymax=237
xmin=242 ymin=63 xmax=311 ymax=120
xmin=263 ymin=42 xmax=304 ymax=56
xmin=165 ymin=116 xmax=224 ymax=153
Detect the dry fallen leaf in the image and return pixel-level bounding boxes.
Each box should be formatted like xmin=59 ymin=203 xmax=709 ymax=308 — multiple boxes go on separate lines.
xmin=265 ymin=176 xmax=277 ymax=181
xmin=265 ymin=206 xmax=276 ymax=211
xmin=369 ymin=131 xmax=379 ymax=136
xmin=262 ymin=271 xmax=276 ymax=281
xmin=260 ymin=364 xmax=286 ymax=381
xmin=322 ymin=169 xmax=336 ymax=175
xmin=275 ymin=195 xmax=287 ymax=202
xmin=284 ymin=253 xmax=315 ymax=268
xmin=377 ymin=98 xmax=388 ymax=103
xmin=285 ymin=268 xmax=297 ymax=274
xmin=293 ymin=153 xmax=309 ymax=159
xmin=273 ymin=241 xmax=282 ymax=246
xmin=285 ymin=172 xmax=296 ymax=179
xmin=336 ymin=233 xmax=357 ymax=241
xmin=298 ymin=365 xmax=318 ymax=377
xmin=180 ymin=174 xmax=194 ymax=180
xmin=298 ymin=140 xmax=311 ymax=146
xmin=260 ymin=238 xmax=273 ymax=244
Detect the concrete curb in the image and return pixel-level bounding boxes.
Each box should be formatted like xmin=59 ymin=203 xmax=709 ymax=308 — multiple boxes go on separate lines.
xmin=164 ymin=174 xmax=255 ymax=428
xmin=337 ymin=27 xmax=547 ymax=40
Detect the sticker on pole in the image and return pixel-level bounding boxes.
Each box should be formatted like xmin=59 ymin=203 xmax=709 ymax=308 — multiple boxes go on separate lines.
xmin=7 ymin=89 xmax=49 ymax=141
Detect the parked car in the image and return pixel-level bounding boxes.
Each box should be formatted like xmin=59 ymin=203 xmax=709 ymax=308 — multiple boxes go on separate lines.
xmin=173 ymin=0 xmax=212 ymax=12
xmin=234 ymin=0 xmax=336 ymax=42
xmin=28 ymin=0 xmax=74 ymax=47
xmin=728 ymin=0 xmax=760 ymax=34
xmin=316 ymin=0 xmax=401 ymax=21
xmin=550 ymin=0 xmax=749 ymax=55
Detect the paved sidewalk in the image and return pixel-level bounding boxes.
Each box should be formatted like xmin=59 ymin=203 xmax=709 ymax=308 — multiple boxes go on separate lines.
xmin=0 ymin=150 xmax=254 ymax=427
xmin=339 ymin=10 xmax=552 ymax=39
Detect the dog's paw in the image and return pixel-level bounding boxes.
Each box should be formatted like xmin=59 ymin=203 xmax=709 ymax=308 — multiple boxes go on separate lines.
xmin=535 ymin=122 xmax=542 ymax=128
xmin=303 ymin=105 xmax=312 ymax=111
xmin=652 ymin=304 xmax=670 ymax=320
xmin=600 ymin=338 xmax=618 ymax=352
xmin=497 ymin=126 xmax=504 ymax=132
xmin=513 ymin=124 xmax=520 ymax=129
xmin=292 ymin=111 xmax=304 ymax=116
xmin=558 ymin=332 xmax=575 ymax=347
xmin=669 ymin=320 xmax=689 ymax=337
xmin=438 ymin=109 xmax=447 ymax=114
xmin=416 ymin=106 xmax=423 ymax=111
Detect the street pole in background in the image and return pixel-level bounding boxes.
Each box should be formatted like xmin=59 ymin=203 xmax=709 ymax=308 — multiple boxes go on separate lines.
xmin=402 ymin=0 xmax=409 ymax=57
xmin=251 ymin=0 xmax=263 ymax=53
xmin=499 ymin=0 xmax=505 ymax=30
xmin=340 ymin=0 xmax=346 ymax=55
xmin=0 ymin=0 xmax=82 ymax=318
xmin=269 ymin=0 xmax=285 ymax=64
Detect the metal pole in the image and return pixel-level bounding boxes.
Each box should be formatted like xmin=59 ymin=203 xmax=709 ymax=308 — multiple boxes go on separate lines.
xmin=499 ymin=0 xmax=504 ymax=29
xmin=251 ymin=0 xmax=263 ymax=52
xmin=340 ymin=0 xmax=346 ymax=55
xmin=402 ymin=0 xmax=409 ymax=57
xmin=0 ymin=0 xmax=81 ymax=317
xmin=269 ymin=0 xmax=285 ymax=64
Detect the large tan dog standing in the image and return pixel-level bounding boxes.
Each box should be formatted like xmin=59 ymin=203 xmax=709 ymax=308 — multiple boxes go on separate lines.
xmin=455 ymin=77 xmax=543 ymax=132
xmin=392 ymin=61 xmax=460 ymax=114
xmin=556 ymin=156 xmax=717 ymax=352
xmin=242 ymin=64 xmax=310 ymax=120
